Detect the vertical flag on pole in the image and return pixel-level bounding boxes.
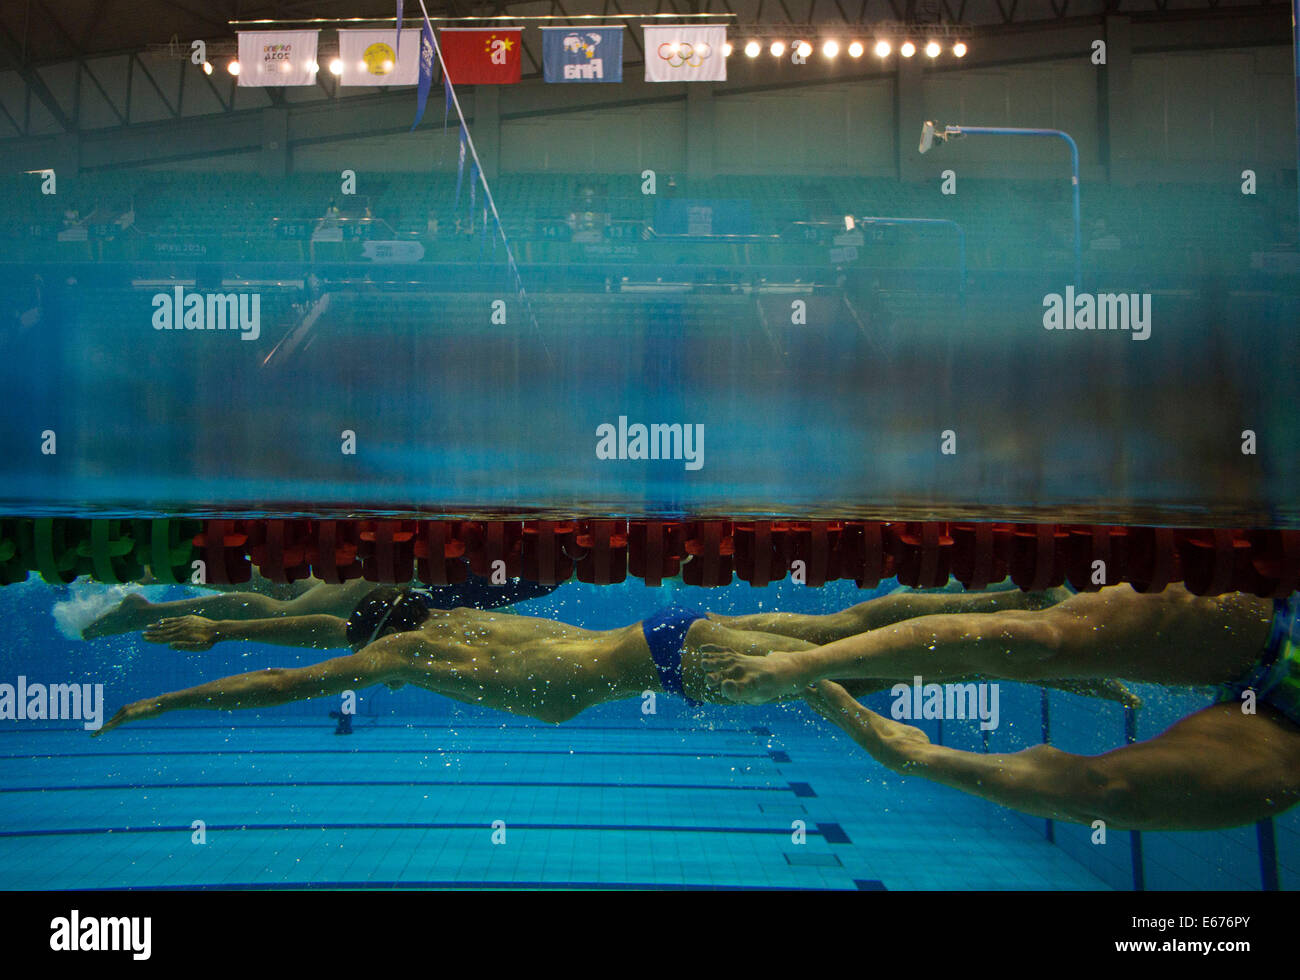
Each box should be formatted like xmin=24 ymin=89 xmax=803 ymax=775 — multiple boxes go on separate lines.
xmin=409 ymin=15 xmax=436 ymax=129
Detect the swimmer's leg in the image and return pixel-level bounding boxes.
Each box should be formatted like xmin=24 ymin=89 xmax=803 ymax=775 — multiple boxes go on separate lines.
xmin=704 ymin=586 xmax=1269 ymax=704
xmin=688 ymin=620 xmax=1141 ymax=707
xmin=805 ymin=681 xmax=1300 ymax=831
xmin=709 ymin=583 xmax=1071 ymax=645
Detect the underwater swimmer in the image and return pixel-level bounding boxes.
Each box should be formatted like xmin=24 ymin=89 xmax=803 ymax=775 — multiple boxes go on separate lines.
xmin=97 ymin=586 xmax=1136 ymax=735
xmin=83 ymin=574 xmax=556 ymax=642
xmin=703 ymin=584 xmax=1300 ymax=830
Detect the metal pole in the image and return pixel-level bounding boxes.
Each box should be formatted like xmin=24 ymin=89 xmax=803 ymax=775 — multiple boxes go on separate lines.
xmin=944 ymin=126 xmax=1082 ymax=288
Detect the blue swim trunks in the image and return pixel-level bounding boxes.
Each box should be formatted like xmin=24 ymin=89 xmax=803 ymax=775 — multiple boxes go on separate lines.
xmin=642 ymin=605 xmax=707 ymax=706
xmin=1216 ymin=593 xmax=1300 ymax=726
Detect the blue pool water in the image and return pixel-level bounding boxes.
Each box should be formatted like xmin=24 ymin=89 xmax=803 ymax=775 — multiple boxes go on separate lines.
xmin=1 ymin=575 xmax=1295 ymax=890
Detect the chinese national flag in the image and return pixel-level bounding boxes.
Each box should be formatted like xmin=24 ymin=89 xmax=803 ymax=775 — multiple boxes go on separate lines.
xmin=439 ymin=28 xmax=522 ymax=84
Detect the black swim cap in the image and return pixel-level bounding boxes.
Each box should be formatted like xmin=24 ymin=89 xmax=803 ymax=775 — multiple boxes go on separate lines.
xmin=346 ymin=587 xmax=431 ymax=651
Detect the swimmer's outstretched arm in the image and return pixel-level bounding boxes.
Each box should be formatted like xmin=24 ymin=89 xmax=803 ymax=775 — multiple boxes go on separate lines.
xmin=803 ymin=680 xmax=1300 ymax=831
xmin=142 ymin=614 xmax=348 ymax=651
xmin=83 ymin=579 xmax=369 ymax=639
xmin=94 ymin=636 xmax=408 ymax=736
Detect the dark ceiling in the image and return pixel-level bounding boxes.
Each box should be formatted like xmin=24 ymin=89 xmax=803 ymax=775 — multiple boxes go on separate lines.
xmin=0 ymin=1 xmax=498 ymax=66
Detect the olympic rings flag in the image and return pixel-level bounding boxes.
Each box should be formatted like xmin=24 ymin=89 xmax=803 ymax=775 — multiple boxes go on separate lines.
xmin=643 ymin=25 xmax=726 ymax=82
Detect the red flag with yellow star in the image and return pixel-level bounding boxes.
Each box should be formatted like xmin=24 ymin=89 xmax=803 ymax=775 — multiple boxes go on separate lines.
xmin=439 ymin=28 xmax=522 ymax=84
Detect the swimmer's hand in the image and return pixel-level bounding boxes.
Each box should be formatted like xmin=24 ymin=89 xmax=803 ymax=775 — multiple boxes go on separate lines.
xmin=92 ymin=699 xmax=162 ymax=737
xmin=1048 ymin=677 xmax=1144 ymax=709
xmin=143 ymin=615 xmax=221 ymax=652
xmin=802 ymin=680 xmax=931 ymax=771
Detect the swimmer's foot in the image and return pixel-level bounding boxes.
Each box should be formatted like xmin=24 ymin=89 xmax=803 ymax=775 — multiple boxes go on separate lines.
xmin=699 ymin=645 xmax=810 ymax=704
xmin=92 ymin=699 xmax=163 ymax=737
xmin=83 ymin=594 xmax=154 ymax=639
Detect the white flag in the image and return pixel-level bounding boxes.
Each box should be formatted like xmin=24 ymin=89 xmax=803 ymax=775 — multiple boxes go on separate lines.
xmin=237 ymin=30 xmax=319 ymax=86
xmin=338 ymin=29 xmax=422 ymax=86
xmin=643 ymin=25 xmax=726 ymax=82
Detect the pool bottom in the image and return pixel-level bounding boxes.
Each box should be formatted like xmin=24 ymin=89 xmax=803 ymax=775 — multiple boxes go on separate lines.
xmin=0 ymin=711 xmax=1107 ymax=891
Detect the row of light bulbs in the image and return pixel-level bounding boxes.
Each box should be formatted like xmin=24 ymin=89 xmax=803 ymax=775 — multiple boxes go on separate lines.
xmin=204 ymin=36 xmax=968 ymax=76
xmin=728 ymin=38 xmax=967 ymax=59
xmin=204 ymin=59 xmax=362 ymax=76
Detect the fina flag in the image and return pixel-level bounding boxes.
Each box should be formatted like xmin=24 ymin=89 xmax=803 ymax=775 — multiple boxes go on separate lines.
xmin=643 ymin=25 xmax=726 ymax=82
xmin=410 ymin=16 xmax=437 ymax=129
xmin=542 ymin=26 xmax=623 ymax=83
xmin=339 ymin=29 xmax=421 ymax=85
xmin=237 ymin=30 xmax=319 ymax=86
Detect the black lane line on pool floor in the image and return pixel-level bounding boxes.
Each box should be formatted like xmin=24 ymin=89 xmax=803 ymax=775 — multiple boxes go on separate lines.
xmin=0 ymin=722 xmax=771 ymax=735
xmin=94 ymin=880 xmax=863 ymax=891
xmin=0 ymin=779 xmax=796 ymax=794
xmin=0 ymin=748 xmax=776 ymax=760
xmin=0 ymin=821 xmax=854 ymax=839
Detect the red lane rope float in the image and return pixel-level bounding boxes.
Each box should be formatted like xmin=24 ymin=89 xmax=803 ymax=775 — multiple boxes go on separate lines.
xmin=786 ymin=521 xmax=841 ymax=587
xmin=247 ymin=520 xmax=313 ymax=584
xmin=1247 ymin=529 xmax=1300 ymax=598
xmin=1179 ymin=528 xmax=1250 ymax=597
xmin=309 ymin=520 xmax=363 ymax=584
xmin=628 ymin=521 xmax=685 ymax=587
xmin=359 ymin=520 xmax=417 ymax=584
xmin=892 ymin=522 xmax=953 ymax=588
xmin=1127 ymin=526 xmax=1178 ymax=594
xmin=573 ymin=520 xmax=628 ymax=585
xmin=6 ymin=518 xmax=1300 ymax=595
xmin=195 ymin=519 xmax=251 ymax=586
xmin=1009 ymin=524 xmax=1070 ymax=592
xmin=414 ymin=521 xmax=469 ymax=586
xmin=683 ymin=521 xmax=735 ymax=587
xmin=841 ymin=521 xmax=890 ymax=589
xmin=734 ymin=521 xmax=779 ymax=587
xmin=464 ymin=521 xmax=524 ymax=579
xmin=522 ymin=521 xmax=576 ymax=586
xmin=950 ymin=522 xmax=1007 ymax=591
xmin=1065 ymin=524 xmax=1125 ymax=592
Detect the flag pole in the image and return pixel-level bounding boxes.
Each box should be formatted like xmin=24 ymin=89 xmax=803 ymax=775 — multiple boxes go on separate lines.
xmin=414 ymin=0 xmax=544 ymax=350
